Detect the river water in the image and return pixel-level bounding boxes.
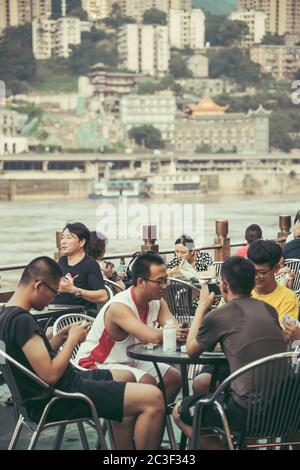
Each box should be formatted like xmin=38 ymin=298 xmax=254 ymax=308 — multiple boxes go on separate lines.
xmin=0 ymin=194 xmax=299 ymax=267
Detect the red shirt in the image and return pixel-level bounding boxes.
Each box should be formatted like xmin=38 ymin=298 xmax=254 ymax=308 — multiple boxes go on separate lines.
xmin=235 ymin=246 xmax=248 ymax=258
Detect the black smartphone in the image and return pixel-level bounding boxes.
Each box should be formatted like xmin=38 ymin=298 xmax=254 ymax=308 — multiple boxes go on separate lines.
xmin=208 ymin=283 xmax=221 ymax=295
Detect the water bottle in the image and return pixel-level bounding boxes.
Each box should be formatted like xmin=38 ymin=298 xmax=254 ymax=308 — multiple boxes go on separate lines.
xmin=163 ymin=319 xmax=176 ymax=353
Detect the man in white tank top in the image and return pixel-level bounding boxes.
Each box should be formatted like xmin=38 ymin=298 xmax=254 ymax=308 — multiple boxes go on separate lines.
xmin=76 ymin=253 xmax=189 ymax=403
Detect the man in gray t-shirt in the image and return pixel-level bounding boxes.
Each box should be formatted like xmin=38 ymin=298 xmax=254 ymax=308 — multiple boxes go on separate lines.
xmin=172 ymin=256 xmax=287 ymax=450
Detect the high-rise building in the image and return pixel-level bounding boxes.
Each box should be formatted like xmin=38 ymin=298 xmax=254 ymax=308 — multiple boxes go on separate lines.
xmin=169 ymin=8 xmax=205 ymax=50
xmin=229 ymin=9 xmax=266 ymax=47
xmin=81 ymin=0 xmax=114 ymax=20
xmin=250 ymin=45 xmax=300 ymax=79
xmin=169 ymin=0 xmax=192 ymax=9
xmin=237 ymin=0 xmax=300 ymax=36
xmin=118 ymin=23 xmax=170 ymax=76
xmin=32 ymin=16 xmax=82 ymax=60
xmin=0 ymin=0 xmax=51 ymax=32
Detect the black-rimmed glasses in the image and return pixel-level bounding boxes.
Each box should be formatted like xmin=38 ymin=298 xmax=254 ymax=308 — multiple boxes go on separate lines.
xmin=142 ymin=277 xmax=170 ymax=287
xmin=254 ymin=268 xmax=273 ymax=279
xmin=37 ymin=280 xmax=59 ymax=296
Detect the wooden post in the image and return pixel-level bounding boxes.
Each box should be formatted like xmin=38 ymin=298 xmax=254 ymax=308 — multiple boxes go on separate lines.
xmin=141 ymin=225 xmax=159 ymax=254
xmin=214 ymin=220 xmax=230 ymax=261
xmin=54 ymin=230 xmax=63 ymax=261
xmin=277 ymin=215 xmax=291 ymax=247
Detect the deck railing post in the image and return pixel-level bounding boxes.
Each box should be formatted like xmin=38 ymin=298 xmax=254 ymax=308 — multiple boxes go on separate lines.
xmin=141 ymin=225 xmax=159 ymax=254
xmin=277 ymin=215 xmax=291 ymax=247
xmin=214 ymin=220 xmax=230 ymax=261
xmin=54 ymin=230 xmax=63 ymax=261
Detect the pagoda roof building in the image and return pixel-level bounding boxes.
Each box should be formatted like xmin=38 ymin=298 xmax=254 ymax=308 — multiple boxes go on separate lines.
xmin=187 ymin=96 xmax=229 ymax=116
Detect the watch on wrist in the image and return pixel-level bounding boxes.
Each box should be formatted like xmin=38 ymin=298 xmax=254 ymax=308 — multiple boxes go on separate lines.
xmin=74 ymin=288 xmax=82 ymax=297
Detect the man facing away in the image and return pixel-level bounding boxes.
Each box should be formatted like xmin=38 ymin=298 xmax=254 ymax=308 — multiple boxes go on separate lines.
xmin=235 ymin=224 xmax=262 ymax=258
xmin=172 ymin=256 xmax=287 ymax=450
xmin=0 ymin=257 xmax=165 ymax=450
xmin=247 ymin=239 xmax=299 ymax=325
xmin=76 ymin=252 xmax=189 ymax=403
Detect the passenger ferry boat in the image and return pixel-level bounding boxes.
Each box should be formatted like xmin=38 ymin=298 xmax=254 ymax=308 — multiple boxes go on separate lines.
xmin=89 ymin=179 xmax=147 ymax=198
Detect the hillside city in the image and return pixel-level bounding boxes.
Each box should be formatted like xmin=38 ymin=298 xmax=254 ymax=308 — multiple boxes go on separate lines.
xmin=0 ymin=0 xmax=300 ymax=159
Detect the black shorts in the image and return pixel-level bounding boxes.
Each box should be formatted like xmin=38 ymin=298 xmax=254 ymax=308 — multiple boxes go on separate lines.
xmin=179 ymin=392 xmax=247 ymax=431
xmin=200 ymin=364 xmax=230 ymax=384
xmin=30 ymin=369 xmax=126 ymax=423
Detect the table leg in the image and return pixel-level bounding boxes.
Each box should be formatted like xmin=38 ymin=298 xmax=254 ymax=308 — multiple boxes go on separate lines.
xmin=179 ymin=364 xmax=189 ymax=450
xmin=209 ymin=365 xmax=221 ymax=393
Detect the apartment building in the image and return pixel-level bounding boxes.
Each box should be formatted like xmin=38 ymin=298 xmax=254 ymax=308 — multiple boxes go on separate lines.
xmin=229 ymin=9 xmax=266 ymax=47
xmin=251 ymin=45 xmax=300 ymax=79
xmin=32 ymin=17 xmax=82 ymax=60
xmin=0 ymin=109 xmax=28 ymax=155
xmin=81 ymin=0 xmax=114 ymax=20
xmin=120 ymin=91 xmax=176 ymax=141
xmin=118 ymin=23 xmax=170 ymax=76
xmin=169 ymin=8 xmax=205 ymax=49
xmin=0 ymin=0 xmax=51 ymax=32
xmin=237 ymin=0 xmax=300 ymax=36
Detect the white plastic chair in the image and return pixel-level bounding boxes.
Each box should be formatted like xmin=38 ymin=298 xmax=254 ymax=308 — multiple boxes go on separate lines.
xmin=52 ymin=313 xmax=95 ymax=370
xmin=284 ymin=258 xmax=300 ymax=291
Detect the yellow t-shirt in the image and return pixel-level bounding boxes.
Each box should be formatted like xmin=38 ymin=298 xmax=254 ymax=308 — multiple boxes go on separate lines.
xmin=252 ymin=283 xmax=299 ymax=326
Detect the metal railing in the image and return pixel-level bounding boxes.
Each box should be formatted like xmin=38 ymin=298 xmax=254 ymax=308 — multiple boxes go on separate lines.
xmin=0 ymin=215 xmax=292 ymax=303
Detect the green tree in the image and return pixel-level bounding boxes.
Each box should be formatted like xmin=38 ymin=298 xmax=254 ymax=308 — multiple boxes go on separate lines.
xmin=261 ymin=33 xmax=284 ymax=45
xmin=129 ymin=126 xmax=165 ymax=149
xmin=68 ymin=28 xmax=117 ymax=74
xmin=209 ymin=48 xmax=260 ymax=86
xmin=0 ymin=25 xmax=36 ymax=94
xmin=137 ymin=80 xmax=158 ymax=95
xmin=169 ymin=55 xmax=192 ymax=79
xmin=68 ymin=7 xmax=88 ymax=20
xmin=205 ymin=13 xmax=249 ymax=46
xmin=104 ymin=3 xmax=136 ymax=28
xmin=143 ymin=8 xmax=167 ymax=25
xmin=270 ymin=112 xmax=295 ymax=152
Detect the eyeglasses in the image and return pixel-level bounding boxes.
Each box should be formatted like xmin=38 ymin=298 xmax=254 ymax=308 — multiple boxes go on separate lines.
xmin=254 ymin=268 xmax=273 ymax=279
xmin=38 ymin=280 xmax=59 ymax=296
xmin=142 ymin=277 xmax=170 ymax=287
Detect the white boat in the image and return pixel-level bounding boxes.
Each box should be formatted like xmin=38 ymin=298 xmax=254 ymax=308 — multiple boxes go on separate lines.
xmin=89 ymin=179 xmax=147 ymax=199
xmin=147 ymin=172 xmax=201 ymax=196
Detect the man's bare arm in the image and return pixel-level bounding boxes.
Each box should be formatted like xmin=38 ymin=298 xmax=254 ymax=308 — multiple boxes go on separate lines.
xmin=107 ymin=303 xmax=163 ymax=344
xmin=22 ymin=322 xmax=90 ymax=385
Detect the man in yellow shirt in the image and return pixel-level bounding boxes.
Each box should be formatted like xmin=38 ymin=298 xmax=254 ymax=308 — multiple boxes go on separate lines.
xmin=248 ymin=240 xmax=299 ymax=325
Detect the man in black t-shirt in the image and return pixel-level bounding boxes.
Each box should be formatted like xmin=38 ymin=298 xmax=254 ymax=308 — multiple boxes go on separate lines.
xmin=0 ymin=256 xmax=165 ymax=450
xmin=172 ymin=256 xmax=287 ymax=450
xmin=53 ymin=223 xmax=107 ymax=315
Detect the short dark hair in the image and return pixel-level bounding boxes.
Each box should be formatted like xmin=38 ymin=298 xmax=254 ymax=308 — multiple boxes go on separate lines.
xmin=175 ymin=234 xmax=195 ymax=251
xmin=221 ymin=256 xmax=255 ymax=296
xmin=247 ymin=240 xmax=282 ymax=269
xmin=20 ymin=256 xmax=63 ymax=286
xmin=63 ymin=222 xmax=90 ymax=250
xmin=86 ymin=231 xmax=107 ymax=260
xmin=132 ymin=252 xmax=165 ymax=286
xmin=245 ymin=224 xmax=262 ymax=244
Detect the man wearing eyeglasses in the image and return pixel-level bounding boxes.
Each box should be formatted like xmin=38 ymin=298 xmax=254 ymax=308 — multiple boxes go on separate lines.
xmin=248 ymin=240 xmax=298 ymax=326
xmin=76 ymin=252 xmax=189 ymax=404
xmin=0 ymin=256 xmax=167 ymax=450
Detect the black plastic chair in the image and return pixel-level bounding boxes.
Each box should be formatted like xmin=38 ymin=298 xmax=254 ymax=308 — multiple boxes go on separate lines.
xmin=190 ymin=351 xmax=300 ymax=450
xmin=0 ymin=349 xmax=107 ymax=450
